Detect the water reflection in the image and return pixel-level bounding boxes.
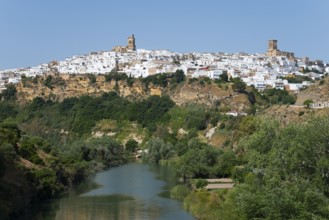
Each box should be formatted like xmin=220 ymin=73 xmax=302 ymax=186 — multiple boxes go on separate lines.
xmin=18 ymin=163 xmax=194 ymax=220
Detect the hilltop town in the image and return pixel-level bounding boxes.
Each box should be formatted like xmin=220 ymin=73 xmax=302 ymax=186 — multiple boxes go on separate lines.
xmin=1 ymin=35 xmax=328 ymax=93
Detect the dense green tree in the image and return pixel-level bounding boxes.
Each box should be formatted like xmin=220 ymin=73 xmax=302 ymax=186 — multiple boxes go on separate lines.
xmin=303 ymin=99 xmax=313 ymax=108
xmin=265 ymin=88 xmax=296 ymax=105
xmin=1 ymin=83 xmax=17 ymax=100
xmin=232 ymin=117 xmax=329 ymax=219
xmin=87 ymin=74 xmax=96 ymax=84
xmin=131 ymin=95 xmax=175 ymax=130
xmin=125 ymin=139 xmax=138 ymax=152
xmin=172 ymin=69 xmax=186 ymax=83
xmin=220 ymin=71 xmax=229 ymax=82
xmin=0 ymin=122 xmax=21 ymax=147
xmin=175 ymin=142 xmax=221 ymax=180
xmin=0 ymin=102 xmax=17 ymax=122
xmin=105 ymin=72 xmax=128 ymax=82
xmin=143 ymin=137 xmax=174 ymax=163
xmin=44 ymin=75 xmax=54 ymax=89
xmin=231 ymin=77 xmax=246 ymax=92
xmin=86 ymin=136 xmax=125 ymax=167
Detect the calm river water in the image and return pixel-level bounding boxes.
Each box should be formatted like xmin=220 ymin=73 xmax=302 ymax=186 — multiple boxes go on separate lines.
xmin=18 ymin=162 xmax=195 ymax=220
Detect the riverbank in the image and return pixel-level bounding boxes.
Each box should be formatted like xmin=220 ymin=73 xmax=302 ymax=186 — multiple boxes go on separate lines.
xmin=0 ymin=125 xmax=128 ymax=220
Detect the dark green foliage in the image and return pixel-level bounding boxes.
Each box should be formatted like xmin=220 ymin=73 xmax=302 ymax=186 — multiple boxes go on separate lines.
xmin=131 ymin=95 xmax=175 ymax=131
xmin=231 ymin=77 xmax=246 ymax=92
xmin=126 ymin=76 xmax=135 ymax=87
xmin=0 ymin=143 xmax=18 ymax=160
xmin=282 ymin=75 xmax=313 ymax=83
xmin=42 ymin=75 xmax=66 ymax=89
xmin=212 ymin=150 xmax=238 ymax=177
xmin=172 ymin=69 xmax=186 ymax=83
xmin=233 ymin=117 xmax=329 ymax=219
xmin=19 ymin=136 xmax=44 ymax=165
xmin=202 ymin=77 xmax=212 ymax=84
xmin=142 ymin=73 xmax=168 ymax=88
xmin=58 ymin=97 xmax=79 ymax=114
xmin=247 ymin=91 xmax=256 ymax=105
xmin=125 ymin=139 xmax=138 ymax=152
xmin=143 ymin=137 xmax=174 ymax=163
xmin=18 ymin=92 xmax=176 ymax=136
xmin=0 ymin=153 xmax=5 ymax=178
xmin=44 ymin=75 xmax=54 ymax=89
xmin=29 ymin=97 xmax=49 ymax=111
xmin=183 ymin=188 xmax=240 ymax=220
xmin=195 ymin=179 xmax=208 ymax=189
xmin=303 ymin=99 xmax=313 ymax=108
xmin=188 ymin=78 xmax=198 ymax=84
xmin=141 ymin=70 xmax=186 ymax=89
xmin=84 ymin=136 xmax=125 ymax=166
xmin=175 ymin=141 xmax=222 ymax=179
xmin=0 ymin=102 xmax=17 ymax=122
xmin=0 ymin=122 xmax=21 ymax=147
xmin=264 ymin=88 xmax=296 ymax=105
xmin=27 ymin=168 xmax=62 ymax=199
xmin=220 ymin=71 xmax=229 ymax=82
xmin=105 ymin=71 xmax=128 ymax=82
xmin=183 ymin=105 xmax=209 ymax=130
xmin=87 ymin=74 xmax=96 ymax=84
xmin=1 ymin=83 xmax=16 ymax=100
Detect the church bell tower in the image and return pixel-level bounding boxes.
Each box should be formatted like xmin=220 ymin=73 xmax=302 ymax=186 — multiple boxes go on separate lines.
xmin=127 ymin=34 xmax=136 ymax=51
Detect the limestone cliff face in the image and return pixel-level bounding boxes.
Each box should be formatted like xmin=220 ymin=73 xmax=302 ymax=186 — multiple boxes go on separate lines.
xmin=17 ymin=74 xmax=160 ymax=102
xmin=170 ymin=82 xmax=250 ymax=112
xmin=16 ymin=74 xmax=251 ymax=112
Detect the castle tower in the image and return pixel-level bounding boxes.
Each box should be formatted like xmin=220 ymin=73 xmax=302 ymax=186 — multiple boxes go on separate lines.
xmin=267 ymin=39 xmax=278 ymax=57
xmin=127 ymin=34 xmax=136 ymax=51
xmin=268 ymin=39 xmax=278 ymax=51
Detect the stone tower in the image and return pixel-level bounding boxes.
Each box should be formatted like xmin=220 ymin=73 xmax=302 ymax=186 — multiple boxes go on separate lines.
xmin=268 ymin=39 xmax=278 ymax=51
xmin=267 ymin=39 xmax=278 ymax=57
xmin=266 ymin=39 xmax=294 ymax=59
xmin=127 ymin=34 xmax=136 ymax=51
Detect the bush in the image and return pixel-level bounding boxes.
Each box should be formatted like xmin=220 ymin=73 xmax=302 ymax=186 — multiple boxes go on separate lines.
xmin=87 ymin=74 xmax=96 ymax=84
xmin=0 ymin=102 xmax=17 ymax=122
xmin=170 ymin=185 xmax=190 ymax=200
xmin=44 ymin=76 xmax=54 ymax=89
xmin=188 ymin=78 xmax=198 ymax=84
xmin=195 ymin=179 xmax=208 ymax=189
xmin=143 ymin=138 xmax=174 ymax=163
xmin=1 ymin=84 xmax=17 ymax=100
xmin=232 ymin=77 xmax=246 ymax=92
xmin=303 ymin=99 xmax=313 ymax=108
xmin=125 ymin=139 xmax=138 ymax=152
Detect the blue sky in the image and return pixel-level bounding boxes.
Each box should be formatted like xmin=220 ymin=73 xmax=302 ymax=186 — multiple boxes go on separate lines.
xmin=0 ymin=0 xmax=328 ymax=69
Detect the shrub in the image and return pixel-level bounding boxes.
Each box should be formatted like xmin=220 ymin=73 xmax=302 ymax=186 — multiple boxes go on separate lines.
xmin=170 ymin=185 xmax=190 ymax=200
xmin=303 ymin=99 xmax=313 ymax=108
xmin=195 ymin=179 xmax=208 ymax=189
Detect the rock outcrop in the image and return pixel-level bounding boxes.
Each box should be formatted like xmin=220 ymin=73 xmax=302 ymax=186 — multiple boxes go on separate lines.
xmin=16 ymin=74 xmax=251 ymax=112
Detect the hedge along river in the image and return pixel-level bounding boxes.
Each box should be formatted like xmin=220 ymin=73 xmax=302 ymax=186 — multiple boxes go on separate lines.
xmin=18 ymin=162 xmax=195 ymax=220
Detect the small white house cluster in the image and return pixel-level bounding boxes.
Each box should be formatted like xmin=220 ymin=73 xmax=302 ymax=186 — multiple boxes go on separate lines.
xmin=0 ymin=37 xmax=327 ymax=93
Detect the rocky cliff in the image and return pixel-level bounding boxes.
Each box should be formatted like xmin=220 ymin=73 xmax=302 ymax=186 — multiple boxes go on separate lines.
xmin=16 ymin=74 xmax=251 ymax=112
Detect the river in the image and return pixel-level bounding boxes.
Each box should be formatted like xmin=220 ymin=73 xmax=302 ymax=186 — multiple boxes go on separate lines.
xmin=18 ymin=162 xmax=195 ymax=220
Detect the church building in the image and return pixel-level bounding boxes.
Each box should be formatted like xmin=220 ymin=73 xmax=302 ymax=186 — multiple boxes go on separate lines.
xmin=266 ymin=40 xmax=295 ymax=60
xmin=112 ymin=34 xmax=136 ymax=53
